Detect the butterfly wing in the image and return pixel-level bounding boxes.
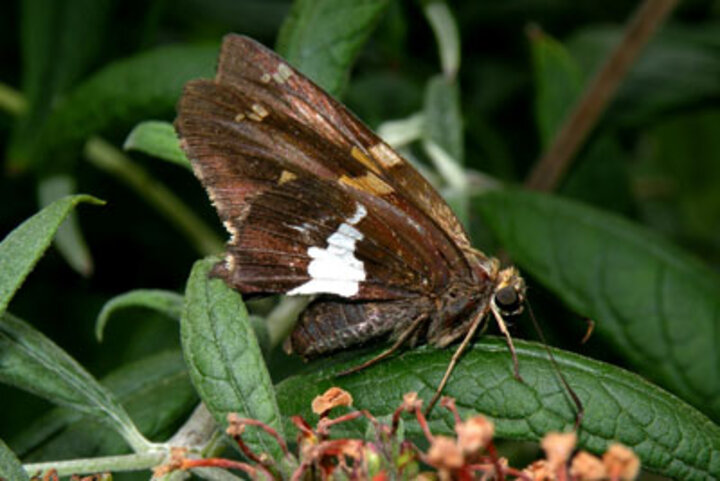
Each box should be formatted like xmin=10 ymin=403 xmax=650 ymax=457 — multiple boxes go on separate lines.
xmin=176 ymin=35 xmax=479 ymax=300
xmin=214 ymin=35 xmax=472 ymax=251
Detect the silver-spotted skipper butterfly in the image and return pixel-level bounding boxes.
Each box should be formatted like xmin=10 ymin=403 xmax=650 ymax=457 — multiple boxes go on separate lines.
xmin=176 ymin=35 xmax=527 ymax=411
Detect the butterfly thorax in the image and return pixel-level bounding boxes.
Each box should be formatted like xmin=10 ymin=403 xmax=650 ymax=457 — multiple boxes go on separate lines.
xmin=424 ymin=272 xmax=496 ymax=348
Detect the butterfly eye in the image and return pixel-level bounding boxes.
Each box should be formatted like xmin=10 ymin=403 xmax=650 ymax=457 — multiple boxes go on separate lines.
xmin=494 ymin=286 xmax=522 ymax=314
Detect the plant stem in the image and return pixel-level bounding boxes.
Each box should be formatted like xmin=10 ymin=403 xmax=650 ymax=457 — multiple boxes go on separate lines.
xmin=84 ymin=137 xmax=224 ymax=256
xmin=24 ymin=451 xmax=166 ymax=478
xmin=265 ymin=296 xmax=310 ymax=349
xmin=525 ymin=0 xmax=679 ymax=191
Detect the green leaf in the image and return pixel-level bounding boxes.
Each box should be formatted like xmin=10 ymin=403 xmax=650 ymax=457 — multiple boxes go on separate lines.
xmin=124 ymin=120 xmax=191 ymax=170
xmin=423 ymin=1 xmax=461 ymax=80
xmin=560 ymin=135 xmax=634 ymax=216
xmin=96 ymin=289 xmax=184 ymax=342
xmin=567 ymin=25 xmax=720 ymax=126
xmin=0 ymin=437 xmax=28 ymax=481
xmin=633 ymin=110 xmax=720 ymax=247
xmin=37 ymin=176 xmax=94 ymax=276
xmin=181 ymin=258 xmax=285 ymax=461
xmin=9 ymin=0 xmax=111 ymax=171
xmin=529 ymin=28 xmax=583 ymax=148
xmin=473 ymin=189 xmax=720 ymax=422
xmin=0 ymin=312 xmax=151 ymax=453
xmin=33 ymin=44 xmax=217 ymax=171
xmin=276 ymin=338 xmax=720 ymax=481
xmin=276 ymin=0 xmax=392 ymax=97
xmin=0 ymin=194 xmax=102 ymax=316
xmin=528 ymin=30 xmax=633 ymax=215
xmin=12 ymin=350 xmax=196 ymax=460
xmin=422 ymin=75 xmax=466 ymax=226
xmin=423 ymin=75 xmax=463 ymax=166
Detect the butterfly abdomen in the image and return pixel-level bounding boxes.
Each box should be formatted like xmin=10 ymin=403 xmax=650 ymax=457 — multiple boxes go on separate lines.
xmin=290 ymin=297 xmax=433 ymax=358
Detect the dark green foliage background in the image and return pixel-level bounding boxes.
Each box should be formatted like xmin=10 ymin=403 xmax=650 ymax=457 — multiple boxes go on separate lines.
xmin=1 ymin=0 xmax=719 ymax=480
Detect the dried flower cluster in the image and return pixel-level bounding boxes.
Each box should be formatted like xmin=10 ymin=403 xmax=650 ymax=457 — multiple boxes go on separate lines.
xmin=34 ymin=388 xmax=641 ymax=481
xmin=153 ymin=387 xmax=640 ymax=480
xmin=29 ymin=470 xmax=110 ymax=481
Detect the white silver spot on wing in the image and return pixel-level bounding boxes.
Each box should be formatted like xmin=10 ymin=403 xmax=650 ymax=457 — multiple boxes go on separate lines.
xmin=225 ymin=254 xmax=236 ymax=272
xmin=289 ymin=222 xmax=312 ymax=234
xmin=223 ymin=220 xmax=239 ymax=244
xmin=287 ymin=203 xmax=368 ymax=297
xmin=272 ymin=63 xmax=293 ymax=84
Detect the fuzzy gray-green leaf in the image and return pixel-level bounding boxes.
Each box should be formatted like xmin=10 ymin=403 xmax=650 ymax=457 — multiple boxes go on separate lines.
xmin=12 ymin=350 xmax=195 ymax=460
xmin=37 ymin=176 xmax=94 ymax=277
xmin=0 ymin=312 xmax=151 ymax=453
xmin=181 ymin=258 xmax=284 ymax=461
xmin=0 ymin=437 xmax=28 ymax=481
xmin=0 ymin=194 xmax=102 ymax=316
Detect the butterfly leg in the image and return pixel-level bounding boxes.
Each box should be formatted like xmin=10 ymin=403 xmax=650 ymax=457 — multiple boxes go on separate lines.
xmin=338 ymin=313 xmax=428 ymax=377
xmin=426 ymin=307 xmax=488 ymax=414
xmin=490 ymin=305 xmax=523 ymax=382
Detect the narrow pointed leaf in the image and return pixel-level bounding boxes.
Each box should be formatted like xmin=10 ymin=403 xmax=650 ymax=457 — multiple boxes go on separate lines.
xmin=0 ymin=437 xmax=28 ymax=481
xmin=12 ymin=350 xmax=195 ymax=460
xmin=0 ymin=312 xmax=151 ymax=453
xmin=95 ymin=289 xmax=184 ymax=342
xmin=181 ymin=258 xmax=285 ymax=461
xmin=422 ymin=75 xmax=466 ymax=225
xmin=0 ymin=194 xmax=102 ymax=316
xmin=124 ymin=121 xmax=191 ymax=170
xmin=423 ymin=1 xmax=461 ymax=80
xmin=473 ymin=189 xmax=720 ymax=422
xmin=37 ymin=176 xmax=94 ymax=276
xmin=276 ymin=338 xmax=720 ymax=481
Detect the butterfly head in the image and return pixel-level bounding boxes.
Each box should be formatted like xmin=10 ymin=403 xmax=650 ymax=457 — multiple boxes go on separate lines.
xmin=491 ymin=267 xmax=526 ymax=316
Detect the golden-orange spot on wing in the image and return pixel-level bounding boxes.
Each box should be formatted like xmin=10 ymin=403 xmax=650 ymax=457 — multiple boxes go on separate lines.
xmin=340 ymin=172 xmax=394 ymax=195
xmin=351 ymin=146 xmax=381 ymax=174
xmin=278 ymin=170 xmax=297 ymax=185
xmin=369 ymin=143 xmax=403 ymax=168
xmin=234 ymin=113 xmax=246 ymax=122
xmin=260 ymin=73 xmax=272 ymax=83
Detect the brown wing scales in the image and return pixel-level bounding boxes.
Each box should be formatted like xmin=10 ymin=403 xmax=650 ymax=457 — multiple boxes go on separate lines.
xmin=175 ymin=34 xmax=476 ymax=300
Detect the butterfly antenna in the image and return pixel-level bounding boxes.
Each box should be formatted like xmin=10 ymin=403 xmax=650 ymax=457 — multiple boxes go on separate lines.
xmin=525 ymin=301 xmax=584 ymax=430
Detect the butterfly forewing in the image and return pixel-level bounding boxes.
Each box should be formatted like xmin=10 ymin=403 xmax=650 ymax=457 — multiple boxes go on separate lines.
xmin=215 ymin=35 xmax=472 ymax=248
xmin=176 ymin=34 xmax=475 ymax=301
